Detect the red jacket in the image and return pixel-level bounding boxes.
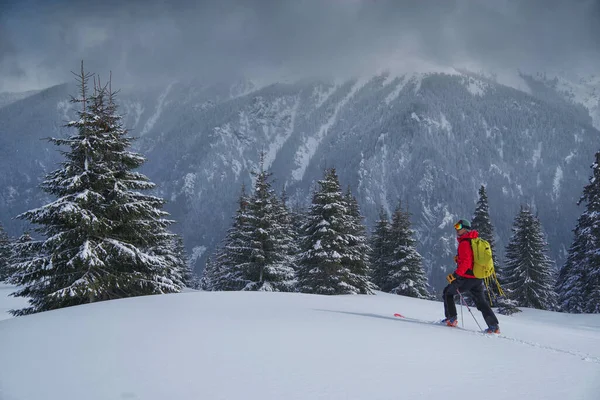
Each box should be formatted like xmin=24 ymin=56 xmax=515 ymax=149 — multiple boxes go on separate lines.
xmin=455 ymin=230 xmax=479 ymax=278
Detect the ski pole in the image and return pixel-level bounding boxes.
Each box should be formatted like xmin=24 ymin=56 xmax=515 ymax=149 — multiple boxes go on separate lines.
xmin=460 ymin=294 xmax=464 ymax=327
xmin=457 ymin=289 xmax=482 ymax=331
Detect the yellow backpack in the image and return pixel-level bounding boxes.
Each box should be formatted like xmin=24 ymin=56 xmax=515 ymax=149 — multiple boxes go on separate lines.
xmin=471 ymin=237 xmax=494 ymax=278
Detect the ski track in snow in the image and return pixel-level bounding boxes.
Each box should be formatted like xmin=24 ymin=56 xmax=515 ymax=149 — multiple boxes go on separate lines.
xmin=390 ymin=313 xmax=600 ymax=364
xmin=494 ymin=333 xmax=600 ymax=364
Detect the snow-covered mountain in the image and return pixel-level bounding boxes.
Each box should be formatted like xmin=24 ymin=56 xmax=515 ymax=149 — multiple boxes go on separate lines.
xmin=524 ymin=72 xmax=600 ymax=130
xmin=0 ymin=70 xmax=598 ymax=290
xmin=0 ymin=286 xmax=599 ymax=400
xmin=0 ymin=90 xmax=41 ymax=109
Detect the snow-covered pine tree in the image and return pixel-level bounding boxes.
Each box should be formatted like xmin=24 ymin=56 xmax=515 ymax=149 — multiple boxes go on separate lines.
xmin=155 ymin=234 xmax=197 ymax=289
xmin=386 ymin=202 xmax=430 ymax=298
xmin=5 ymin=233 xmax=36 ymax=286
xmin=470 ymin=185 xmax=510 ymax=307
xmin=369 ymin=206 xmax=391 ymax=291
xmin=207 ymin=185 xmax=253 ymax=291
xmin=557 ymin=150 xmax=600 ymax=313
xmin=343 ymin=187 xmax=376 ymax=294
xmin=9 ymin=65 xmax=184 ymax=315
xmin=199 ymin=256 xmax=218 ymax=291
xmin=0 ymin=223 xmax=11 ymax=282
xmin=503 ymin=206 xmax=557 ymax=310
xmin=278 ymin=186 xmax=300 ymax=288
xmin=471 ymin=186 xmax=499 ymax=273
xmin=556 ymin=242 xmax=587 ymax=313
xmin=173 ymin=237 xmax=199 ymax=290
xmin=239 ymin=154 xmax=296 ymax=291
xmin=280 ymin=186 xmax=301 ymax=251
xmin=286 ymin=196 xmax=307 ymax=247
xmin=297 ymin=168 xmax=374 ymax=295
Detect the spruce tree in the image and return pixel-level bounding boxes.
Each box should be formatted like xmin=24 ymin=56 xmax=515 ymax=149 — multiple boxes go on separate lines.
xmin=199 ymin=256 xmax=219 ymax=291
xmin=471 ymin=186 xmax=520 ymax=314
xmin=471 ymin=185 xmax=507 ymax=306
xmin=503 ymin=206 xmax=557 ymax=310
xmin=0 ymin=223 xmax=11 ymax=282
xmin=471 ymin=186 xmax=499 ymax=272
xmin=287 ymin=197 xmax=307 ymax=248
xmin=162 ymin=234 xmax=198 ymax=289
xmin=343 ymin=187 xmax=376 ymax=294
xmin=386 ymin=202 xmax=430 ymax=298
xmin=557 ymin=151 xmax=600 ymax=313
xmin=278 ymin=187 xmax=300 ymax=287
xmin=208 ymin=185 xmax=253 ymax=291
xmin=5 ymin=232 xmax=35 ymax=285
xmin=9 ymin=65 xmax=183 ymax=315
xmin=369 ymin=206 xmax=391 ymax=290
xmin=206 ymin=157 xmax=297 ymax=293
xmin=297 ymin=168 xmax=374 ymax=295
xmin=239 ymin=155 xmax=296 ymax=291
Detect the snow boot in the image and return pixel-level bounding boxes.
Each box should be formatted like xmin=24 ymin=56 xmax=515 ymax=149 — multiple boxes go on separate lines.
xmin=441 ymin=317 xmax=458 ymax=327
xmin=483 ymin=325 xmax=500 ymax=334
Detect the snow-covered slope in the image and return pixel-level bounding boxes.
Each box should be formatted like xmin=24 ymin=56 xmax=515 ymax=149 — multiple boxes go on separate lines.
xmin=556 ymin=75 xmax=600 ymax=130
xmin=0 ymin=288 xmax=598 ymax=400
xmin=0 ymin=90 xmax=40 ymax=109
xmin=524 ymin=72 xmax=600 ymax=130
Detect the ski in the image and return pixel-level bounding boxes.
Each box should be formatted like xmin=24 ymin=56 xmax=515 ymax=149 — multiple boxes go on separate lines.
xmin=392 ymin=313 xmax=497 ymax=335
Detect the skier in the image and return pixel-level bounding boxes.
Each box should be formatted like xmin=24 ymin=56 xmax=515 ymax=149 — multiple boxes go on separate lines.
xmin=441 ymin=219 xmax=500 ymax=334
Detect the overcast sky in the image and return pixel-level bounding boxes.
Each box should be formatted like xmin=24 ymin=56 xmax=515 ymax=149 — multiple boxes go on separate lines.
xmin=0 ymin=0 xmax=599 ymax=92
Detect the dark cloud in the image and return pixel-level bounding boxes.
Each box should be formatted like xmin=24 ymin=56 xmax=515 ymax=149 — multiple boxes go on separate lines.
xmin=0 ymin=0 xmax=599 ymax=92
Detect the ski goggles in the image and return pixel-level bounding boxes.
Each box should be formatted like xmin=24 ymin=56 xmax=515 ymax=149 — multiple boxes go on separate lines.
xmin=454 ymin=222 xmax=464 ymax=230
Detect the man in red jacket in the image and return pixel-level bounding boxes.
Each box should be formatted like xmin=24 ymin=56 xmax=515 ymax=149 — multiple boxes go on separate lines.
xmin=441 ymin=219 xmax=500 ymax=334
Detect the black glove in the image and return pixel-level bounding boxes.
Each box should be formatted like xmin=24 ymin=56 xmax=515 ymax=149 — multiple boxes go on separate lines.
xmin=446 ymin=273 xmax=457 ymax=284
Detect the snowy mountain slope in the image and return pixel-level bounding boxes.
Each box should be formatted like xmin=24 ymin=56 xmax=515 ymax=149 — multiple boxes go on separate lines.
xmin=524 ymin=72 xmax=600 ymax=130
xmin=0 ymin=288 xmax=598 ymax=400
xmin=1 ymin=71 xmax=599 ymax=290
xmin=555 ymin=75 xmax=600 ymax=128
xmin=0 ymin=90 xmax=40 ymax=109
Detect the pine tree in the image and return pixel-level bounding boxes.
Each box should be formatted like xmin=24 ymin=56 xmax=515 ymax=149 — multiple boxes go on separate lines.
xmin=287 ymin=197 xmax=307 ymax=247
xmin=386 ymin=202 xmax=430 ymax=298
xmin=471 ymin=185 xmax=509 ymax=306
xmin=278 ymin=187 xmax=300 ymax=286
xmin=503 ymin=206 xmax=557 ymax=310
xmin=297 ymin=168 xmax=374 ymax=295
xmin=208 ymin=185 xmax=253 ymax=291
xmin=9 ymin=65 xmax=183 ymax=315
xmin=6 ymin=233 xmax=35 ymax=285
xmin=199 ymin=256 xmax=220 ymax=291
xmin=557 ymin=151 xmax=600 ymax=313
xmin=471 ymin=186 xmax=499 ymax=271
xmin=206 ymin=156 xmax=297 ymax=292
xmin=369 ymin=206 xmax=391 ymax=290
xmin=163 ymin=234 xmax=198 ymax=289
xmin=239 ymin=155 xmax=296 ymax=291
xmin=343 ymin=187 xmax=376 ymax=294
xmin=0 ymin=223 xmax=11 ymax=282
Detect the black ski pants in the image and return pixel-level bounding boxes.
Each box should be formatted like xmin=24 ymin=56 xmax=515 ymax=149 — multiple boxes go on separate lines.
xmin=443 ymin=277 xmax=499 ymax=327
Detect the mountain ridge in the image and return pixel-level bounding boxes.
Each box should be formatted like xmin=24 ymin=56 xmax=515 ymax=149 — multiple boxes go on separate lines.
xmin=1 ymin=70 xmax=598 ymax=291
